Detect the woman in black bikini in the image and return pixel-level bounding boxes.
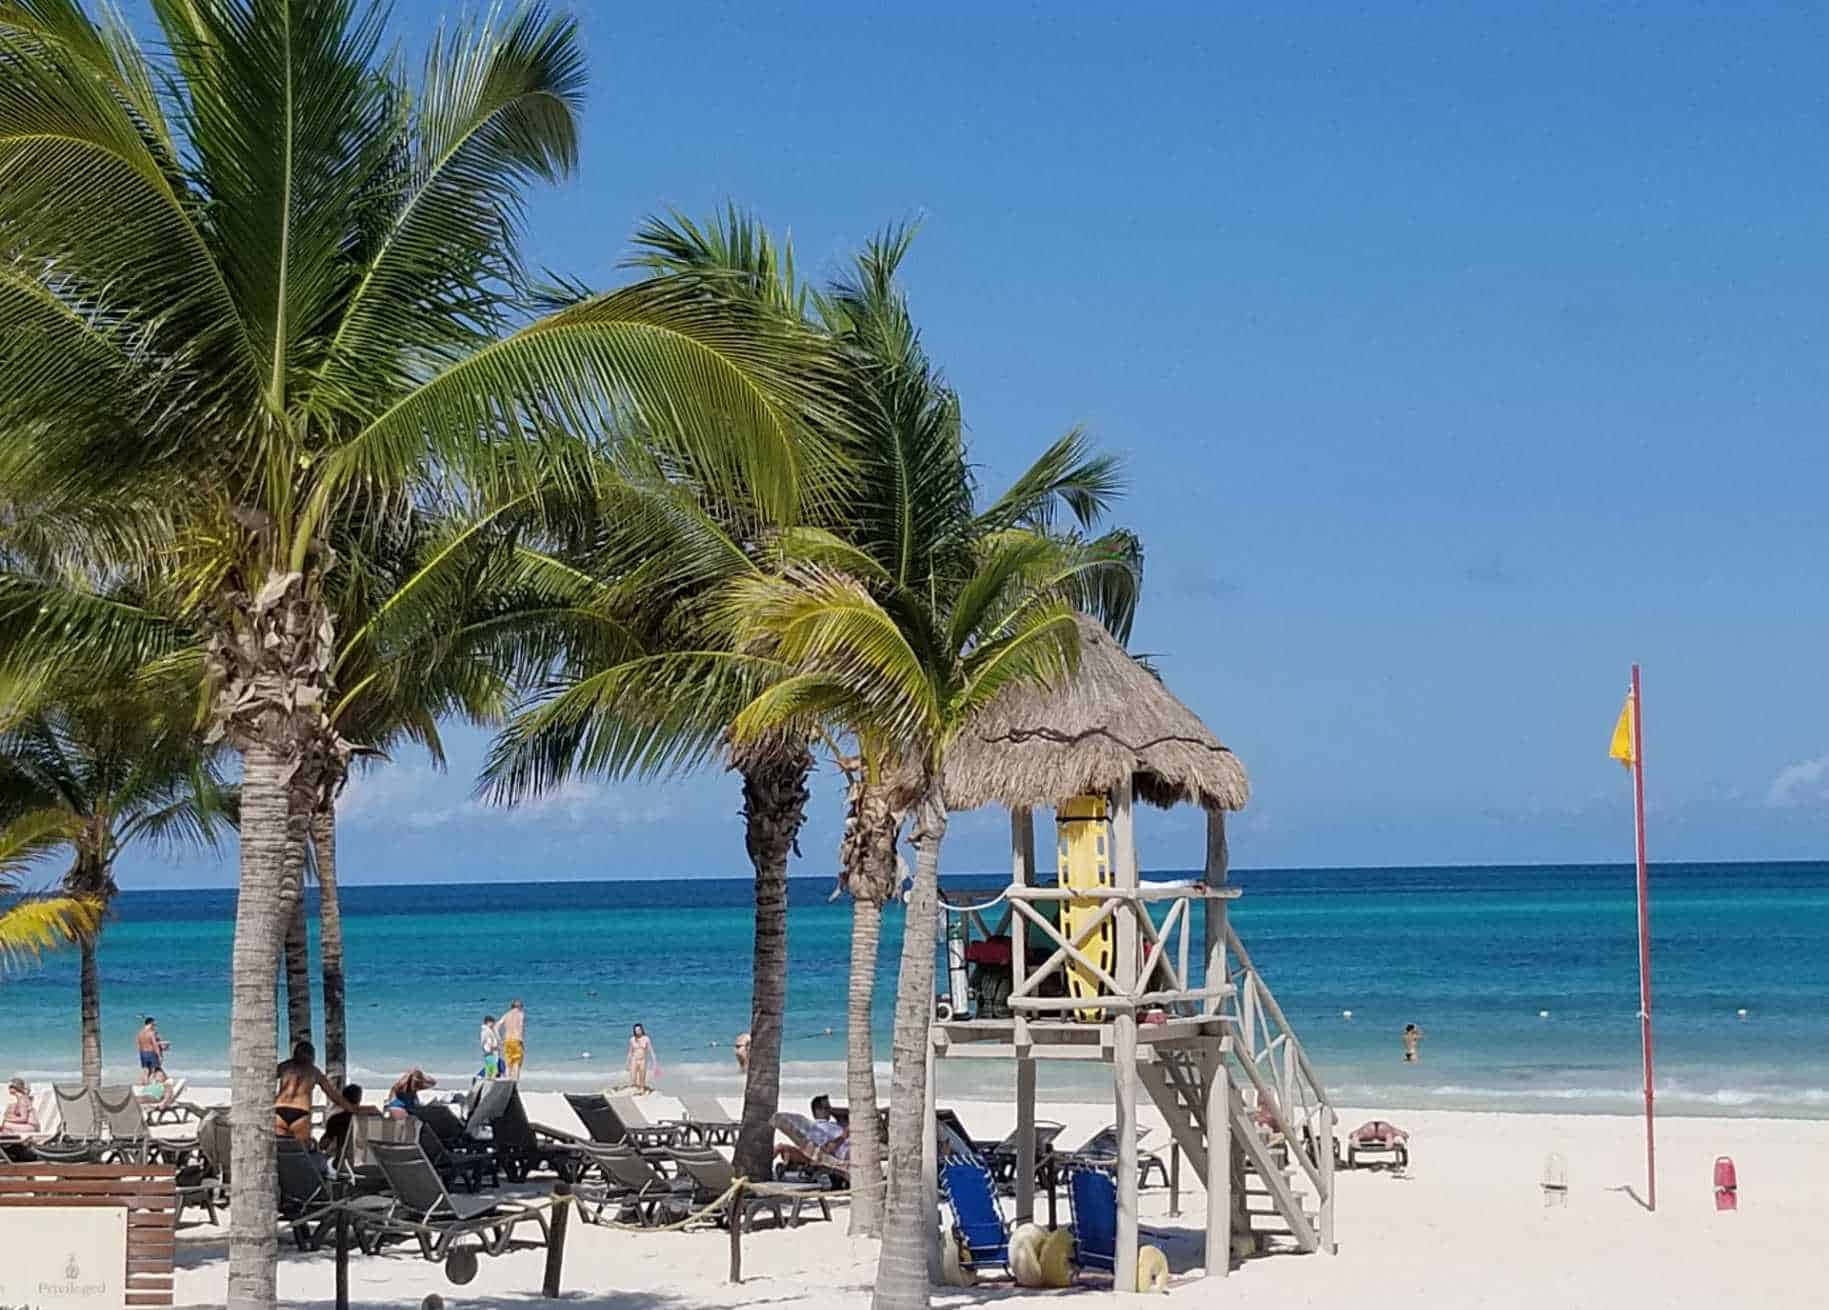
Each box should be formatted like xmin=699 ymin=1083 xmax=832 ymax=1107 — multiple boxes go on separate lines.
xmin=274 ymin=1041 xmax=356 ymax=1145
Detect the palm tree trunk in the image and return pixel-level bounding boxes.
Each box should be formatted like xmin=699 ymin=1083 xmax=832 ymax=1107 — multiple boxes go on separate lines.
xmin=313 ymin=805 xmax=347 ymax=1085
xmin=846 ymin=894 xmax=885 ymax=1235
xmin=227 ymin=739 xmax=297 ymax=1310
xmin=732 ymin=745 xmax=812 ymax=1182
xmin=872 ymin=779 xmax=946 ymax=1310
xmin=65 ymin=848 xmax=112 ymax=1090
xmin=283 ymin=893 xmax=311 ymax=1051
xmin=79 ymin=934 xmax=102 ymax=1088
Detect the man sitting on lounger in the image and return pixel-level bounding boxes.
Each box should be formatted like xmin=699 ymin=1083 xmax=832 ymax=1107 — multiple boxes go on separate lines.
xmin=775 ymin=1095 xmax=849 ymax=1170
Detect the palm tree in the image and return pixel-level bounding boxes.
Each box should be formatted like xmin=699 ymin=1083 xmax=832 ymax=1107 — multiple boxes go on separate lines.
xmin=714 ymin=340 xmax=1140 ymax=1308
xmin=807 ymin=231 xmax=1138 ymax=1236
xmin=484 ymin=211 xmax=838 ymax=1182
xmin=312 ymin=500 xmax=598 ymax=1082
xmin=0 ymin=684 xmax=235 ymax=1084
xmin=0 ymin=5 xmax=841 ymax=1303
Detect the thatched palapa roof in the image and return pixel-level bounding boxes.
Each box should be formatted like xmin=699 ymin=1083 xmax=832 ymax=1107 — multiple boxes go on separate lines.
xmin=943 ymin=614 xmax=1250 ymax=814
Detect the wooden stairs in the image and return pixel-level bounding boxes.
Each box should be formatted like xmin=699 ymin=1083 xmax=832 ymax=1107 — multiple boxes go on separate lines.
xmin=1135 ymin=919 xmax=1338 ymax=1258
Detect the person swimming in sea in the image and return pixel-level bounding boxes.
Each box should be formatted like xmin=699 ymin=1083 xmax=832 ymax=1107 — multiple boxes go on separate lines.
xmin=274 ymin=1041 xmax=355 ymax=1145
xmin=1402 ymin=1023 xmax=1424 ymax=1063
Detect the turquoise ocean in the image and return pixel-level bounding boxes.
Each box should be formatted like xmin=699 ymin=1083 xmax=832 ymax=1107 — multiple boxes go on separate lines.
xmin=5 ymin=862 xmax=1827 ymax=1118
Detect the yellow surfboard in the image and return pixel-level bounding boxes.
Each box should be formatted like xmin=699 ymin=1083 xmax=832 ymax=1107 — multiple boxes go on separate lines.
xmin=1057 ymin=795 xmax=1114 ymax=1021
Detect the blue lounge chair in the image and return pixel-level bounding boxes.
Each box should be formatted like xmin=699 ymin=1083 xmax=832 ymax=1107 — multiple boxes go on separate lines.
xmin=940 ymin=1160 xmax=1010 ymax=1277
xmin=1068 ymin=1166 xmax=1117 ymax=1274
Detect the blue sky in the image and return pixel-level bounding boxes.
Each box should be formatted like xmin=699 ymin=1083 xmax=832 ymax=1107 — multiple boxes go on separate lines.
xmin=116 ymin=1 xmax=1829 ymax=887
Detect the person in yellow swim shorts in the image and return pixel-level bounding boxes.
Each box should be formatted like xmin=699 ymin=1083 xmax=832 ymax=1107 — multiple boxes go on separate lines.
xmin=499 ymin=998 xmax=527 ymax=1080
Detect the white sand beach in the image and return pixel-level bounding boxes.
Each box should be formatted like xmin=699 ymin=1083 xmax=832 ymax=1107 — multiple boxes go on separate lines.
xmin=151 ymin=1088 xmax=1829 ymax=1309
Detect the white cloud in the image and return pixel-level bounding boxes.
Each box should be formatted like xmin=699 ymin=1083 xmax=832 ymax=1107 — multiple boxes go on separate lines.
xmin=1766 ymin=756 xmax=1829 ymax=808
xmin=341 ymin=764 xmax=680 ymax=835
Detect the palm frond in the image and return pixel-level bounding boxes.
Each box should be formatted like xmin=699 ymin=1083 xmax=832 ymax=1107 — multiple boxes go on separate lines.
xmin=323 ymin=2 xmax=587 ymax=406
xmin=973 ymin=426 xmax=1126 ymax=536
xmin=0 ymin=877 xmax=98 ymax=970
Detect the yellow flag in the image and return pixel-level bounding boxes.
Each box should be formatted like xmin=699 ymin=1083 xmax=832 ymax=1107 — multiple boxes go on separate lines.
xmin=1609 ymin=693 xmax=1636 ymax=767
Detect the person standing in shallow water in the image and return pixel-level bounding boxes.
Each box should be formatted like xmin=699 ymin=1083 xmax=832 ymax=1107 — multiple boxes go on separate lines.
xmin=499 ymin=999 xmax=526 ymax=1081
xmin=1402 ymin=1023 xmax=1425 ymax=1062
xmin=627 ymin=1023 xmax=658 ymax=1094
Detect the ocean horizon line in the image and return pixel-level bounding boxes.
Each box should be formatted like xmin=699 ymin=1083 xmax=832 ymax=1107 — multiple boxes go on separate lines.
xmin=98 ymin=855 xmax=1827 ymax=895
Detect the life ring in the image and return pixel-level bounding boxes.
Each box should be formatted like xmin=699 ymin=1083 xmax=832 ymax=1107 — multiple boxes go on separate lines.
xmin=939 ymin=1231 xmax=975 ymax=1287
xmin=1039 ymin=1227 xmax=1077 ymax=1287
xmin=1136 ymin=1244 xmax=1170 ymax=1293
xmin=1008 ymin=1223 xmax=1048 ymax=1287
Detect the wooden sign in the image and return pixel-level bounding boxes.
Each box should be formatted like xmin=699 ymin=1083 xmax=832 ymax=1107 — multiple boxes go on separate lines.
xmin=0 ymin=1206 xmax=128 ymax=1309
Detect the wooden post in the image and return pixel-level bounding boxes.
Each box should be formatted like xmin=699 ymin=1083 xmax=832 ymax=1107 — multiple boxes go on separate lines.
xmin=922 ymin=1030 xmax=941 ymax=1286
xmin=1112 ymin=775 xmax=1140 ymax=1293
xmin=1319 ymin=1101 xmax=1337 ymax=1253
xmin=542 ymin=1182 xmax=572 ymax=1298
xmin=1011 ymin=806 xmax=1033 ymax=1048
xmin=335 ymin=1207 xmax=350 ymax=1310
xmin=1204 ymin=808 xmax=1229 ymax=1015
xmin=1016 ymin=1055 xmax=1037 ymax=1224
xmin=1206 ymin=1045 xmax=1230 ymax=1277
xmin=1114 ymin=1008 xmax=1140 ymax=1293
xmin=1168 ymin=1141 xmax=1181 ymax=1217
xmin=1014 ymin=807 xmax=1038 ymax=1225
xmin=728 ymin=1180 xmax=744 ymax=1283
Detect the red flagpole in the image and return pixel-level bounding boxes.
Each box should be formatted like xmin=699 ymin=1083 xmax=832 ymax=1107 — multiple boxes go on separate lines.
xmin=1631 ymin=663 xmax=1656 ymax=1211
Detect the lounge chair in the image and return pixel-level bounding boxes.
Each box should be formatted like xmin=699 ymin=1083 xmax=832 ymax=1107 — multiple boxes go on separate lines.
xmin=367 ymin=1140 xmax=554 ymax=1282
xmin=1346 ymin=1119 xmax=1409 ymax=1169
xmin=467 ymin=1084 xmax=584 ymax=1182
xmin=142 ymin=1078 xmax=197 ymax=1126
xmin=196 ymin=1109 xmax=232 ymax=1188
xmin=412 ymin=1105 xmax=498 ymax=1191
xmin=678 ymin=1094 xmax=740 ymax=1146
xmin=1065 ymin=1123 xmax=1170 ymax=1189
xmin=173 ymin=1109 xmax=226 ymax=1228
xmin=770 ymin=1112 xmax=849 ymax=1187
xmin=1067 ymin=1165 xmax=1118 ymax=1275
xmin=573 ymin=1142 xmax=693 ymax=1226
xmin=276 ymin=1137 xmax=391 ymax=1251
xmin=935 ymin=1107 xmax=1064 ymax=1188
xmin=671 ymin=1143 xmax=834 ymax=1230
xmin=564 ymin=1092 xmax=676 ymax=1157
xmin=935 ymin=1108 xmax=995 ymax=1158
xmin=49 ymin=1082 xmax=103 ymax=1150
xmin=1067 ymin=1164 xmax=1175 ymax=1285
xmin=609 ymin=1093 xmax=688 ymax=1144
xmin=940 ymin=1160 xmax=1011 ymax=1278
xmin=95 ymin=1084 xmax=158 ymax=1163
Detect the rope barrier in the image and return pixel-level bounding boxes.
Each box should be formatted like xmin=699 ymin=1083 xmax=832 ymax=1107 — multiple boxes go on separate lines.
xmin=939 ymin=889 xmax=1011 ymax=914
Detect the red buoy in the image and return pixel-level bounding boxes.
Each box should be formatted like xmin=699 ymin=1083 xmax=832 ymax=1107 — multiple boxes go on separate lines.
xmin=1713 ymin=1156 xmax=1737 ymax=1211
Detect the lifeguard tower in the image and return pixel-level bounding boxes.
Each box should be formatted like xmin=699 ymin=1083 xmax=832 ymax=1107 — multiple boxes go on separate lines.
xmin=927 ymin=615 xmax=1337 ymax=1290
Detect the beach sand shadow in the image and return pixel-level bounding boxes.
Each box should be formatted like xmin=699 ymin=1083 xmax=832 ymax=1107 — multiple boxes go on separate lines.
xmin=1608 ymin=1183 xmax=1654 ymax=1212
xmin=180 ymin=1296 xmax=707 ymax=1310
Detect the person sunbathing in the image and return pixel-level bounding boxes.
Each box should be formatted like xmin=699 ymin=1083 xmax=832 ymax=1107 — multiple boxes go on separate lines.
xmin=384 ymin=1068 xmax=437 ymax=1118
xmin=2 ymin=1078 xmax=39 ymax=1139
xmin=775 ymin=1095 xmax=850 ymax=1170
xmin=133 ymin=1069 xmax=179 ymax=1107
xmin=1350 ymin=1119 xmax=1409 ymax=1145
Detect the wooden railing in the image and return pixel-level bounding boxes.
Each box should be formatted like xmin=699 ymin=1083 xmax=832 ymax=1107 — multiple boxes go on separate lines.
xmin=1004 ymin=882 xmax=1237 ymax=1018
xmin=1219 ymin=917 xmax=1337 ymax=1252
